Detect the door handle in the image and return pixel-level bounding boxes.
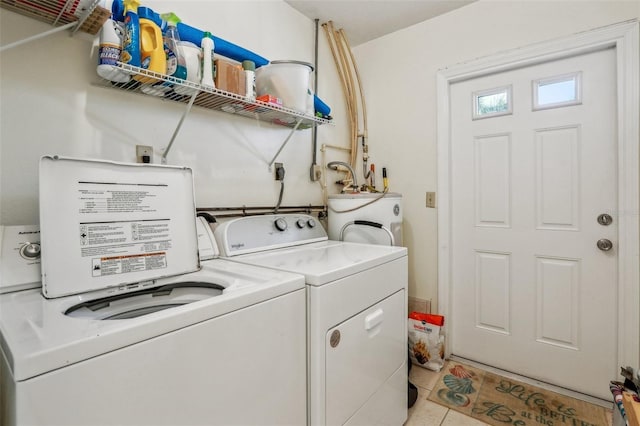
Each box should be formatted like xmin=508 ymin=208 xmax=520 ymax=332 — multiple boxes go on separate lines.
xmin=597 ymin=239 xmax=613 ymax=251
xmin=365 ymin=309 xmax=384 ymax=331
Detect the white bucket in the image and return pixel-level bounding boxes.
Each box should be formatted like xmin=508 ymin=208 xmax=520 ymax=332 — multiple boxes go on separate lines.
xmin=256 ymin=60 xmax=314 ymax=114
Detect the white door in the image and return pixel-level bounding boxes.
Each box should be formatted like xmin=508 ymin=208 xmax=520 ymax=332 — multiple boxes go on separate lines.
xmin=449 ymin=47 xmax=617 ymax=400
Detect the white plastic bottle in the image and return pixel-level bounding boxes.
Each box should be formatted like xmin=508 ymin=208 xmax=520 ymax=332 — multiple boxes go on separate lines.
xmin=97 ymin=19 xmax=131 ymax=83
xmin=242 ymin=60 xmax=256 ymax=100
xmin=200 ymin=32 xmax=215 ymax=89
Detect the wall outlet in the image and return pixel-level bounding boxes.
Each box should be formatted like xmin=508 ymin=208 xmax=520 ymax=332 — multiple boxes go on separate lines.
xmin=136 ymin=145 xmax=153 ymax=164
xmin=426 ymin=191 xmax=436 ymax=208
xmin=274 ymin=163 xmax=285 ymax=181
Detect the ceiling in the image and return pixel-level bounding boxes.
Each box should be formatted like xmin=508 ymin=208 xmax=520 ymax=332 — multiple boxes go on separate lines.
xmin=285 ymin=0 xmax=476 ymax=47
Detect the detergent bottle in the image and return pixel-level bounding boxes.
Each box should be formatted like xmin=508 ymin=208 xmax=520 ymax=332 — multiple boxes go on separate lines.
xmin=200 ymin=31 xmax=215 ymax=89
xmin=135 ymin=7 xmax=166 ymax=83
xmin=161 ymin=12 xmax=187 ymax=80
xmin=97 ymin=18 xmax=131 ymax=82
xmin=119 ymin=0 xmax=140 ymax=68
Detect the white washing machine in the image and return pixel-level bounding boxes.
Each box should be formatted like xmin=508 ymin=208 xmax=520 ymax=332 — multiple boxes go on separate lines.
xmin=0 ymin=224 xmax=41 ymax=294
xmin=213 ymin=214 xmax=409 ymax=425
xmin=0 ymin=157 xmax=307 ymax=426
xmin=327 ymin=193 xmax=403 ymax=246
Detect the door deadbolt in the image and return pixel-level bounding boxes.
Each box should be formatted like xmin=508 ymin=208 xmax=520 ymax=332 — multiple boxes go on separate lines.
xmin=597 ymin=214 xmax=613 ymax=226
xmin=597 ymin=239 xmax=613 ymax=251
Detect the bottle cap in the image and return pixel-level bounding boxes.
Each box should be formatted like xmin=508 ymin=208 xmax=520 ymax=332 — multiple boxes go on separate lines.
xmin=242 ymin=60 xmax=255 ymax=71
xmin=111 ymin=0 xmax=124 ymax=21
xmin=160 ymin=12 xmax=181 ymax=26
xmin=137 ymin=7 xmax=153 ymax=20
xmin=123 ymin=0 xmax=140 ymax=13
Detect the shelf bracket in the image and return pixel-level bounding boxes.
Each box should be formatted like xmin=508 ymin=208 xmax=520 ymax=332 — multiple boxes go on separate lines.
xmin=1 ymin=0 xmax=100 ymax=52
xmin=268 ymin=118 xmax=303 ymax=170
xmin=0 ymin=22 xmax=76 ymax=52
xmin=161 ymin=90 xmax=199 ymax=164
xmin=53 ymin=0 xmax=78 ymax=25
xmin=69 ymin=0 xmax=101 ymax=36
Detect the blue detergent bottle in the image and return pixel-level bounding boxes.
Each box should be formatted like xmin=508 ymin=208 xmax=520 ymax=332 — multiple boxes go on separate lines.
xmin=120 ymin=0 xmax=141 ymax=67
xmin=161 ymin=12 xmax=187 ymax=80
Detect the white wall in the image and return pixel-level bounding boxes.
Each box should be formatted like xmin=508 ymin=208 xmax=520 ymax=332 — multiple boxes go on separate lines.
xmin=352 ymin=0 xmax=640 ymax=308
xmin=0 ymin=0 xmax=349 ymax=225
xmin=3 ymin=1 xmax=638 ymax=307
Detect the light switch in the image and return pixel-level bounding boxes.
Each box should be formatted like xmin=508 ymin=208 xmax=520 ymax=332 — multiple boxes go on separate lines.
xmin=426 ymin=192 xmax=436 ymax=208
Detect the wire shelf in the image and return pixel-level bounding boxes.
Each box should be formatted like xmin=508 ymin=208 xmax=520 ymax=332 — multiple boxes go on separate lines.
xmin=96 ymin=63 xmax=332 ymax=130
xmin=1 ymin=0 xmax=109 ymax=35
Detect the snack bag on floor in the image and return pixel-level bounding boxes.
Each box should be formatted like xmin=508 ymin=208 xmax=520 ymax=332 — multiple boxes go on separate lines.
xmin=408 ymin=312 xmax=445 ymax=371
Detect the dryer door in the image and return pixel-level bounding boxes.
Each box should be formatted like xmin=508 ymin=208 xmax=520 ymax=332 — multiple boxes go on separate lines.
xmin=325 ymin=289 xmax=405 ymax=425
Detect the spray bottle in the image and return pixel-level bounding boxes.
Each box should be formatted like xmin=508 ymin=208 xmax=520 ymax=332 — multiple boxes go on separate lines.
xmin=120 ymin=0 xmax=141 ymax=68
xmin=200 ymin=31 xmax=215 ymax=89
xmin=161 ymin=12 xmax=187 ymax=80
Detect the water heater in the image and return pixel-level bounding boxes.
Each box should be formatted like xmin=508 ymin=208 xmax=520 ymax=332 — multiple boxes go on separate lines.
xmin=327 ymin=193 xmax=403 ymax=246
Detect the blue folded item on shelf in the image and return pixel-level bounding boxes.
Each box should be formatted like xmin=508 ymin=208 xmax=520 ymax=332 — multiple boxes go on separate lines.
xmin=111 ymin=0 xmax=331 ymax=116
xmin=112 ymin=0 xmax=269 ymax=67
xmin=176 ymin=23 xmax=269 ymax=68
xmin=313 ymin=95 xmax=331 ymax=117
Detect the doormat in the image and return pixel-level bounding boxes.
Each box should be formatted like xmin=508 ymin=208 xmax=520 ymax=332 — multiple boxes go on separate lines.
xmin=427 ymin=361 xmax=611 ymax=426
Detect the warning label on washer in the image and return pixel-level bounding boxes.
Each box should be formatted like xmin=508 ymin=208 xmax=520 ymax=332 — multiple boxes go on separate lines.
xmin=92 ymin=252 xmax=167 ymax=277
xmin=80 ymin=222 xmax=170 ymax=248
xmin=79 ymin=220 xmax=173 ymax=276
xmin=76 ymin=181 xmax=177 ymax=278
xmin=78 ymin=186 xmax=163 ymax=215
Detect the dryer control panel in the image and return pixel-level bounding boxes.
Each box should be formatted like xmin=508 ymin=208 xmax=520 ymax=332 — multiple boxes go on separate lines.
xmin=0 ymin=225 xmax=42 ymax=294
xmin=214 ymin=214 xmax=327 ymax=257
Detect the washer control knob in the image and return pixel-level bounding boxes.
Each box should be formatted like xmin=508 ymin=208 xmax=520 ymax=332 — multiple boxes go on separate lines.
xmin=274 ymin=218 xmax=288 ymax=232
xmin=20 ymin=243 xmax=41 ymax=259
xmin=307 ymin=219 xmax=316 ymax=228
xmin=296 ymin=219 xmax=306 ymax=229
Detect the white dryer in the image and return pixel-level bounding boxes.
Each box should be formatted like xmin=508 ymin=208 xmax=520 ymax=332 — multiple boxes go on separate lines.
xmin=214 ymin=214 xmax=409 ymax=425
xmin=0 ymin=157 xmax=307 ymax=426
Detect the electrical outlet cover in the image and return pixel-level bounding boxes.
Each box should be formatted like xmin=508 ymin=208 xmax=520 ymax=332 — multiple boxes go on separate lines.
xmin=136 ymin=145 xmax=153 ymax=163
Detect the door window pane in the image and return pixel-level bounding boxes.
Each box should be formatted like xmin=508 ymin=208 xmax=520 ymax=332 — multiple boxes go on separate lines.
xmin=533 ymin=72 xmax=582 ymax=110
xmin=473 ymin=86 xmax=512 ymax=120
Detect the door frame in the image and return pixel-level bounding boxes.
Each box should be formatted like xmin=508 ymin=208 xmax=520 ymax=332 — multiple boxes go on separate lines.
xmin=437 ymin=20 xmax=639 ymax=373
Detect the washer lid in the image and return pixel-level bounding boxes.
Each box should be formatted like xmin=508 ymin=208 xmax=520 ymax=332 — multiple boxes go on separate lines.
xmin=39 ymin=156 xmax=200 ymax=298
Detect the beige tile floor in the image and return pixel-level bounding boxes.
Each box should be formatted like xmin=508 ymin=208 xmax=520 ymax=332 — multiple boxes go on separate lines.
xmin=405 ymin=365 xmax=614 ymax=426
xmin=406 ymin=366 xmax=490 ymax=426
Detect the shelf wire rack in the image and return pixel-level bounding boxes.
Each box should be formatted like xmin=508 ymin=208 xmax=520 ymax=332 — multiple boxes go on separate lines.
xmin=96 ymin=63 xmax=332 ymax=130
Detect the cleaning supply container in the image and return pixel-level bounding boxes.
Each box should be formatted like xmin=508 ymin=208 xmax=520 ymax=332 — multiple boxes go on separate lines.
xmin=135 ymin=7 xmax=166 ymax=83
xmin=97 ymin=18 xmax=131 ymax=83
xmin=200 ymin=31 xmax=215 ymax=89
xmin=161 ymin=12 xmax=187 ymax=80
xmin=173 ymin=41 xmax=201 ymax=95
xmin=255 ymin=60 xmax=313 ymax=113
xmin=120 ymin=0 xmax=141 ymax=68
